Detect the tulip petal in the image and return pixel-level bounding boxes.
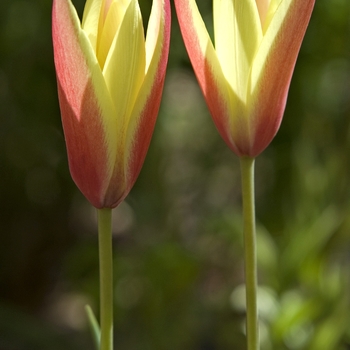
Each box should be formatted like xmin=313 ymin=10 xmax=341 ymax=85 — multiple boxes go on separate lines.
xmin=145 ymin=0 xmax=163 ymax=70
xmin=175 ymin=0 xmax=252 ymax=156
xmin=121 ymin=0 xmax=171 ymax=192
xmin=255 ymin=0 xmax=270 ymax=27
xmin=213 ymin=0 xmax=262 ymax=102
xmin=82 ymin=0 xmax=103 ymax=51
xmin=52 ymin=0 xmax=119 ymax=208
xmin=103 ymin=0 xmax=145 ymax=131
xmin=97 ymin=0 xmax=147 ymax=207
xmin=96 ymin=0 xmax=130 ymax=68
xmin=247 ymin=0 xmax=315 ymax=156
xmin=264 ymin=0 xmax=282 ymax=32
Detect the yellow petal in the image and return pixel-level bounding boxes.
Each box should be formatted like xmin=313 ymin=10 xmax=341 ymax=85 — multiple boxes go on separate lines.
xmin=96 ymin=0 xmax=130 ymax=68
xmin=82 ymin=0 xmax=103 ymax=51
xmin=263 ymin=0 xmax=281 ymax=32
xmin=123 ymin=0 xmax=170 ymax=189
xmin=145 ymin=0 xmax=162 ymax=71
xmin=213 ymin=0 xmax=262 ymax=103
xmin=103 ymin=0 xmax=146 ymax=141
xmin=255 ymin=0 xmax=269 ymax=27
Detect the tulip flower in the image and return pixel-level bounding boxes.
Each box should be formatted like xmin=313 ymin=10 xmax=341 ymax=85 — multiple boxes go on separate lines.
xmin=174 ymin=0 xmax=315 ymax=157
xmin=174 ymin=2 xmax=315 ymax=349
xmin=52 ymin=1 xmax=170 ymax=349
xmin=52 ymin=0 xmax=171 ymax=209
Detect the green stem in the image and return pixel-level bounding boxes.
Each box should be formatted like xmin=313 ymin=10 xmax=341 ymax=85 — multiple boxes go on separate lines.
xmin=240 ymin=156 xmax=259 ymax=350
xmin=98 ymin=208 xmax=113 ymax=350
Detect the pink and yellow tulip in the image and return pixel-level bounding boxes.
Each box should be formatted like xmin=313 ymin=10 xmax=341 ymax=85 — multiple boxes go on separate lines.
xmin=174 ymin=0 xmax=315 ymax=157
xmin=52 ymin=0 xmax=171 ymax=208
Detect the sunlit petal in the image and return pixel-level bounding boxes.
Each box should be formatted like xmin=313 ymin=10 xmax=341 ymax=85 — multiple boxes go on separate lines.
xmin=145 ymin=0 xmax=163 ymax=70
xmin=213 ymin=0 xmax=262 ymax=102
xmin=123 ymin=0 xmax=170 ymax=190
xmin=263 ymin=0 xmax=281 ymax=31
xmin=96 ymin=0 xmax=130 ymax=67
xmin=248 ymin=0 xmax=315 ymax=155
xmin=255 ymin=0 xmax=269 ymax=27
xmin=82 ymin=0 xmax=103 ymax=50
xmin=103 ymin=0 xmax=146 ymax=132
xmin=52 ymin=0 xmax=119 ymax=207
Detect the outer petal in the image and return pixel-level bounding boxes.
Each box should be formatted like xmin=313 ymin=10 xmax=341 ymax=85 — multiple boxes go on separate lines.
xmin=118 ymin=0 xmax=171 ymax=198
xmin=52 ymin=0 xmax=119 ymax=208
xmin=246 ymin=0 xmax=315 ymax=157
xmin=174 ymin=0 xmax=245 ymax=155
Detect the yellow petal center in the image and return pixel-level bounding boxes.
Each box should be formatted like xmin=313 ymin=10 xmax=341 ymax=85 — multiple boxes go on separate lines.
xmin=96 ymin=0 xmax=130 ymax=68
xmin=213 ymin=0 xmax=262 ymax=104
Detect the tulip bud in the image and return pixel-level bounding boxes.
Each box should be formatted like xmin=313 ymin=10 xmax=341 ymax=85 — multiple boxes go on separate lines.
xmin=53 ymin=0 xmax=171 ymax=208
xmin=174 ymin=0 xmax=314 ymax=157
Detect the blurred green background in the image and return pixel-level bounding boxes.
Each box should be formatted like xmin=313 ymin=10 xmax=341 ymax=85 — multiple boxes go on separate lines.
xmin=1 ymin=0 xmax=350 ymax=349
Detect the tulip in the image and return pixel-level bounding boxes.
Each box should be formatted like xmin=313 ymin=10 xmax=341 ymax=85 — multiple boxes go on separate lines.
xmin=52 ymin=0 xmax=171 ymax=209
xmin=174 ymin=2 xmax=315 ymax=349
xmin=174 ymin=0 xmax=315 ymax=157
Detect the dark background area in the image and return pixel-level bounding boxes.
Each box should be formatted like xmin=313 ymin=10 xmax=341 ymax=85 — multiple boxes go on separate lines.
xmin=0 ymin=0 xmax=350 ymax=349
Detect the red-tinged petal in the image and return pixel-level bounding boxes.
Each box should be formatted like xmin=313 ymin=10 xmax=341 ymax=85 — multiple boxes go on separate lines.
xmin=52 ymin=0 xmax=120 ymax=208
xmin=119 ymin=0 xmax=171 ymax=195
xmin=247 ymin=0 xmax=315 ymax=157
xmin=174 ymin=0 xmax=247 ymax=155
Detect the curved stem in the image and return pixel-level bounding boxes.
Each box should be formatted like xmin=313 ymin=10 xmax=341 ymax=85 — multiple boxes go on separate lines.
xmin=98 ymin=208 xmax=113 ymax=350
xmin=240 ymin=156 xmax=259 ymax=350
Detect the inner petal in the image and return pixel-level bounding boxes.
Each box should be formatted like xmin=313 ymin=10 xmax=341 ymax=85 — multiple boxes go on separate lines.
xmin=213 ymin=0 xmax=262 ymax=104
xmin=96 ymin=0 xmax=130 ymax=68
xmin=255 ymin=0 xmax=270 ymax=28
xmin=263 ymin=0 xmax=282 ymax=32
xmin=103 ymin=0 xmax=146 ymax=133
xmin=82 ymin=0 xmax=103 ymax=51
